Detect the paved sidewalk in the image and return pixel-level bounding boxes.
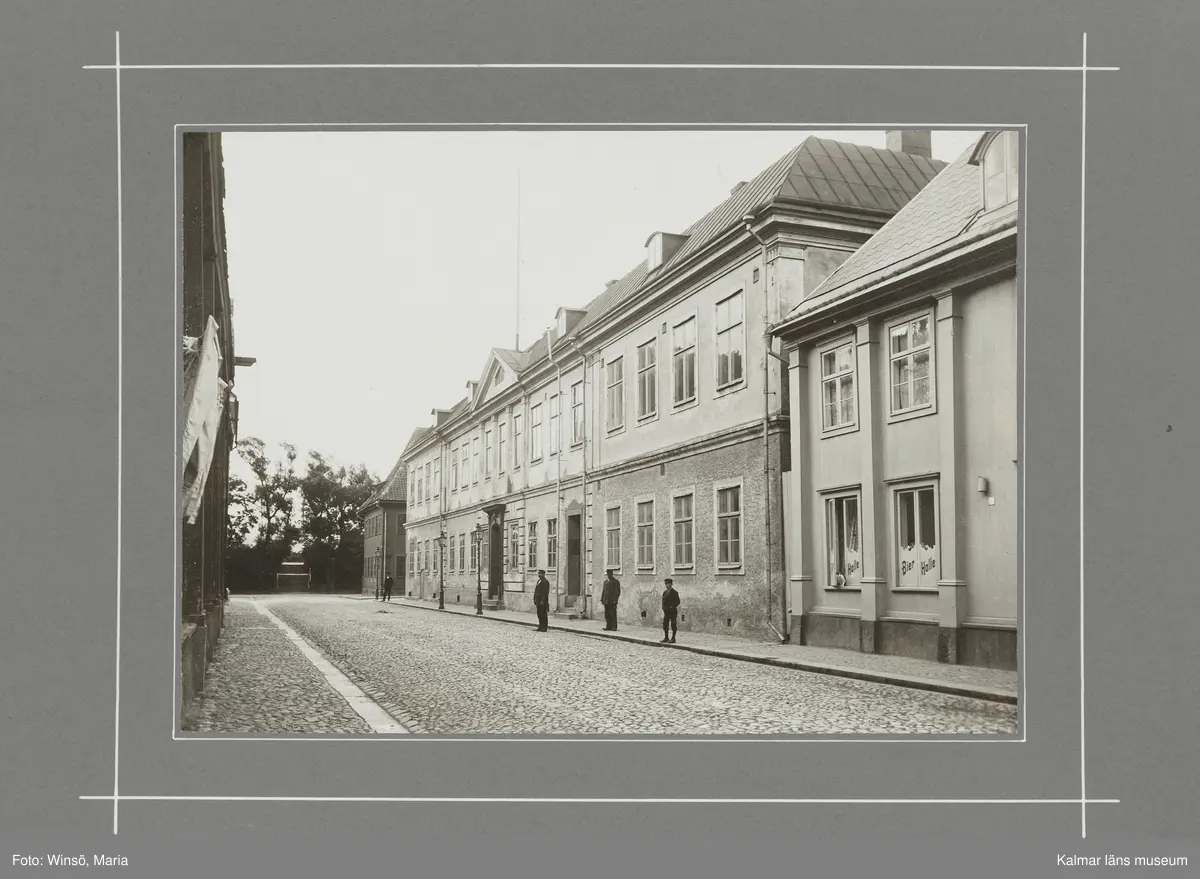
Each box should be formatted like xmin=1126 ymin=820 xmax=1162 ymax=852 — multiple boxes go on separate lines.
xmin=358 ymin=595 xmax=1017 ymax=704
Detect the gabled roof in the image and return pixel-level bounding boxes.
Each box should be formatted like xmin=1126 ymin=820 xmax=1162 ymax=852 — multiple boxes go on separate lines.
xmin=781 ymin=133 xmax=1016 ymax=325
xmin=404 ymin=134 xmax=948 ymax=458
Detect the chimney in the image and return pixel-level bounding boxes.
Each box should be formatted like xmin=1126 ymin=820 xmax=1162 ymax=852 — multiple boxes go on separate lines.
xmin=730 ymin=181 xmax=748 ymax=196
xmin=886 ymin=130 xmax=932 ymax=159
xmin=605 ymin=280 xmax=618 ymax=288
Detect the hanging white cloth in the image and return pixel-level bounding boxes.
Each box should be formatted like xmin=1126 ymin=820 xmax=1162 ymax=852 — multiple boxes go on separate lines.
xmin=181 ymin=316 xmax=225 ymax=523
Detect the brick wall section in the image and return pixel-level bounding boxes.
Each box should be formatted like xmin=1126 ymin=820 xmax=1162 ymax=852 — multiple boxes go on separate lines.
xmin=589 ymin=430 xmax=785 ymax=636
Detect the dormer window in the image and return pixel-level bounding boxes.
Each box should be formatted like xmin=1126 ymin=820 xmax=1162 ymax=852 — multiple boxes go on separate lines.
xmin=646 ymin=233 xmax=665 ymax=271
xmin=981 ymin=130 xmax=1019 ymax=211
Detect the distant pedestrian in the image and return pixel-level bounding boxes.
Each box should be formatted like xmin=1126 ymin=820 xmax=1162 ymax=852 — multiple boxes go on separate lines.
xmin=383 ymin=574 xmax=394 ymax=602
xmin=660 ymin=578 xmax=679 ymax=643
xmin=600 ymin=569 xmax=621 ymax=631
xmin=533 ymin=569 xmax=551 ymax=632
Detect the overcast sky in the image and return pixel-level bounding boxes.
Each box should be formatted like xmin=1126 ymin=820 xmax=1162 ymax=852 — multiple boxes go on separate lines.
xmin=222 ymin=129 xmax=983 ymax=481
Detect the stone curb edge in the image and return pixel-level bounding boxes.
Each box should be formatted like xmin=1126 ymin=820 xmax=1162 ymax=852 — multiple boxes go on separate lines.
xmin=361 ymin=597 xmax=1017 ymax=706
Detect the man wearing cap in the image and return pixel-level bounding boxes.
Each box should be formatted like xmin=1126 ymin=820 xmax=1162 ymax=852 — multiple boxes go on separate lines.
xmin=533 ymin=569 xmax=551 ymax=632
xmin=600 ymin=569 xmax=621 ymax=631
xmin=660 ymin=578 xmax=680 ymax=643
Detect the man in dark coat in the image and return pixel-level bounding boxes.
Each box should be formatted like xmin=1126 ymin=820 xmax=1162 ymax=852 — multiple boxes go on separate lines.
xmin=660 ymin=577 xmax=680 ymax=643
xmin=600 ymin=569 xmax=621 ymax=631
xmin=533 ymin=569 xmax=551 ymax=632
xmin=383 ymin=574 xmax=394 ymax=602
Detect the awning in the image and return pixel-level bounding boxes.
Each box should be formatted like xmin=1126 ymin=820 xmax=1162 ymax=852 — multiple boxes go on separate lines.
xmin=181 ymin=316 xmax=227 ymax=524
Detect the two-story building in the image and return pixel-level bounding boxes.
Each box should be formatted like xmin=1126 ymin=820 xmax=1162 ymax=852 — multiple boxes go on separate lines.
xmin=359 ymin=456 xmax=409 ymax=597
xmin=404 ymin=133 xmax=947 ymax=635
xmin=772 ymin=130 xmax=1019 ymax=669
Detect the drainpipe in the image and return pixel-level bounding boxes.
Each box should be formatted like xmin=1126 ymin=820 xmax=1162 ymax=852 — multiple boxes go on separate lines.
xmin=547 ymin=329 xmax=564 ymax=613
xmin=743 ymin=213 xmax=789 ymax=644
xmin=567 ymin=337 xmax=589 ymax=620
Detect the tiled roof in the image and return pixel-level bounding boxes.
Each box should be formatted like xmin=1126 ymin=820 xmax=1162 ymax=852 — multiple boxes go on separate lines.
xmin=406 ymin=135 xmax=948 ymax=455
xmin=784 ymin=134 xmax=1016 ymax=322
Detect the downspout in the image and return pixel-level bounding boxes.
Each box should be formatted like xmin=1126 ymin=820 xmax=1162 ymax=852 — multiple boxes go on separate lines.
xmin=743 ymin=213 xmax=789 ymax=644
xmin=567 ymin=337 xmax=589 ymax=620
xmin=547 ymin=329 xmax=564 ymax=613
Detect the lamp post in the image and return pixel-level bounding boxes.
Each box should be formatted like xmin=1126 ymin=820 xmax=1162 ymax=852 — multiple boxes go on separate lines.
xmin=473 ymin=514 xmax=487 ymax=615
xmin=435 ymin=529 xmax=446 ymax=610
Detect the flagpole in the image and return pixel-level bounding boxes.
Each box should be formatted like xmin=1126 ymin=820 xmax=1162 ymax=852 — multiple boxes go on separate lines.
xmin=515 ymin=168 xmax=521 ymax=351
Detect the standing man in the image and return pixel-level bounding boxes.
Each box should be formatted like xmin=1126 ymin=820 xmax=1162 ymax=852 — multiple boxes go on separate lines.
xmin=533 ymin=569 xmax=551 ymax=632
xmin=660 ymin=577 xmax=680 ymax=643
xmin=383 ymin=573 xmax=394 ymax=603
xmin=600 ymin=569 xmax=621 ymax=631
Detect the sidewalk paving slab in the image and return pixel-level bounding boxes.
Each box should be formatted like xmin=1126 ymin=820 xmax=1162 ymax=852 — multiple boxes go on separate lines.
xmin=351 ymin=595 xmax=1017 ymax=704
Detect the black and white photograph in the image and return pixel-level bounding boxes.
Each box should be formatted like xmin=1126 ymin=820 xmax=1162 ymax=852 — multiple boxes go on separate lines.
xmin=179 ymin=128 xmax=1021 ymax=737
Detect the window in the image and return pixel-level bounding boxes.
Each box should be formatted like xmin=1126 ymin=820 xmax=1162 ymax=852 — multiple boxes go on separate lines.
xmin=636 ymin=499 xmax=655 ymax=570
xmin=459 ymin=532 xmax=467 ymax=570
xmin=821 ymin=341 xmax=857 ymax=430
xmin=982 ymin=130 xmax=1019 ymax=211
xmin=825 ymin=493 xmax=862 ymax=588
xmin=715 ymin=292 xmax=744 ymax=388
xmin=470 ymin=533 xmax=478 ymax=571
xmin=716 ymin=485 xmax=742 ymax=568
xmin=409 ymin=538 xmax=415 ymax=575
xmin=673 ymin=317 xmax=697 ymax=405
xmin=409 ymin=471 xmax=415 ymax=505
xmin=415 ymin=540 xmax=422 ymax=573
xmin=416 ymin=468 xmax=423 ymax=503
xmin=673 ymin=493 xmax=694 ymax=568
xmin=432 ymin=538 xmax=439 ymax=573
xmin=571 ymin=382 xmax=584 ymax=445
xmin=546 ymin=519 xmax=557 ymax=570
xmin=889 ymin=314 xmax=934 ymax=415
xmin=549 ymin=395 xmax=560 ymax=455
xmin=461 ymin=442 xmax=470 ymax=485
xmin=484 ymin=429 xmax=493 ymax=477
xmin=451 ymin=449 xmax=459 ymax=491
xmin=896 ymin=484 xmax=939 ymax=589
xmin=472 ymin=438 xmax=480 ymax=482
xmin=606 ymin=357 xmax=625 ymax=431
xmin=636 ymin=339 xmax=657 ymax=419
xmin=512 ymin=413 xmax=523 ymax=469
xmin=433 ymin=457 xmax=440 ymax=497
xmin=424 ymin=463 xmax=431 ymax=502
xmin=528 ymin=521 xmax=538 ymax=568
xmin=530 ymin=404 xmax=543 ymax=460
xmin=605 ymin=505 xmax=622 ymax=570
xmin=498 ymin=421 xmax=506 ymax=473
xmin=448 ymin=534 xmax=456 ymax=572
xmin=509 ymin=522 xmax=521 ymax=570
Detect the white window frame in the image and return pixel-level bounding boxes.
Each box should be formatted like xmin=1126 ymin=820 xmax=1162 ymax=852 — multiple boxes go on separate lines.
xmin=498 ymin=420 xmax=507 ymax=473
xmin=424 ymin=462 xmax=431 ymax=502
xmin=671 ymin=488 xmax=696 ymax=572
xmin=528 ymin=520 xmax=538 ymax=568
xmin=512 ymin=412 xmax=523 ymax=470
xmin=483 ymin=427 xmax=493 ymax=477
xmin=461 ymin=441 xmax=471 ymax=486
xmin=672 ymin=314 xmax=698 ymax=409
xmin=605 ymin=356 xmax=625 ymax=433
xmin=636 ymin=338 xmax=658 ymax=422
xmin=818 ymin=336 xmax=859 ymax=436
xmin=451 ymin=448 xmax=459 ymax=491
xmin=713 ymin=479 xmax=745 ymax=574
xmin=546 ymin=518 xmax=558 ymax=571
xmin=424 ymin=538 xmax=431 ymax=572
xmin=509 ymin=521 xmax=521 ymax=571
xmin=409 ymin=538 xmax=415 ymax=576
xmin=472 ymin=437 xmax=480 ymax=483
xmin=821 ymin=488 xmax=863 ymax=590
xmin=470 ymin=532 xmax=478 ymax=572
xmin=448 ymin=534 xmax=456 ymax=572
xmin=982 ymin=130 xmax=1019 ymax=212
xmin=529 ymin=403 xmax=543 ymax=461
xmin=892 ymin=478 xmax=942 ymax=592
xmin=570 ymin=381 xmax=585 ymax=447
xmin=714 ymin=290 xmax=746 ymax=392
xmin=459 ymin=532 xmax=467 ymax=571
xmin=549 ymin=394 xmax=560 ymax=456
xmin=635 ymin=495 xmax=656 ymax=572
xmin=887 ymin=309 xmax=937 ymax=422
xmin=604 ymin=503 xmax=623 ymax=573
xmin=433 ymin=457 xmax=440 ymax=497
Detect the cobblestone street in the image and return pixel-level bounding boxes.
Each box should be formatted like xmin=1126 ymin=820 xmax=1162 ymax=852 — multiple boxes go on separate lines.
xmin=187 ymin=596 xmax=1017 ymax=736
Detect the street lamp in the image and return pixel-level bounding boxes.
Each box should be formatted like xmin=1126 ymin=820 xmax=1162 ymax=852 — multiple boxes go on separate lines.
xmin=473 ymin=513 xmax=487 ymax=615
xmin=435 ymin=529 xmax=446 ymax=610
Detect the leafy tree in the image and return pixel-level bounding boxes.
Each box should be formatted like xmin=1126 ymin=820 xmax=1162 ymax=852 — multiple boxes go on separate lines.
xmin=234 ymin=437 xmax=301 ymax=589
xmin=299 ymin=451 xmax=377 ymax=590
